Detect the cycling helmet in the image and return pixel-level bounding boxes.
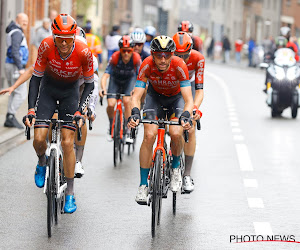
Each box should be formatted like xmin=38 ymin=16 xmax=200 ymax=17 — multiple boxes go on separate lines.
xmin=118 ymin=35 xmax=135 ymax=48
xmin=76 ymin=35 xmax=87 ymax=45
xmin=76 ymin=26 xmax=86 ymax=39
xmin=178 ymin=21 xmax=193 ymax=33
xmin=144 ymin=26 xmax=157 ymax=37
xmin=275 ymin=36 xmax=288 ymax=48
xmin=150 ymin=36 xmax=176 ymax=52
xmin=173 ymin=32 xmax=193 ymax=52
xmin=51 ymin=14 xmax=77 ymax=35
xmin=130 ymin=28 xmax=146 ymax=43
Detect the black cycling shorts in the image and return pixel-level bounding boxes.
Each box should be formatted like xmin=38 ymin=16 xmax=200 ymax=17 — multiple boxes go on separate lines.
xmin=143 ymin=85 xmax=184 ymax=120
xmin=34 ymin=77 xmax=79 ymax=131
xmin=107 ymin=75 xmax=136 ymax=99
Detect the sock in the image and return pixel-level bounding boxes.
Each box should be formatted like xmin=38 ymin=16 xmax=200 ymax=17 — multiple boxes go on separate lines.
xmin=184 ymin=155 xmax=194 ymax=176
xmin=140 ymin=167 xmax=150 ymax=186
xmin=172 ymin=155 xmax=180 ymax=169
xmin=38 ymin=154 xmax=46 ymax=166
xmin=75 ymin=145 xmax=84 ymax=162
xmin=66 ymin=177 xmax=74 ymax=196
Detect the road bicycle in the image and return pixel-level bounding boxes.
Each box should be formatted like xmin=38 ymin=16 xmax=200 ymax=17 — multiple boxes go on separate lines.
xmin=100 ymin=93 xmax=136 ymax=166
xmin=25 ymin=117 xmax=82 ymax=237
xmin=131 ymin=118 xmax=189 ymax=237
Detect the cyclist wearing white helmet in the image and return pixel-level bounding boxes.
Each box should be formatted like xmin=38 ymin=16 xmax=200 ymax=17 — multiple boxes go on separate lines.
xmin=143 ymin=26 xmax=156 ymax=54
xmin=130 ymin=28 xmax=150 ymax=61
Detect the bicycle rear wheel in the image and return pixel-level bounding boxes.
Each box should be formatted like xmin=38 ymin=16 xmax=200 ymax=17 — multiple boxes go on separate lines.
xmin=113 ymin=110 xmax=120 ymax=167
xmin=47 ymin=149 xmax=56 ymax=237
xmin=151 ymin=150 xmax=163 ymax=238
xmin=119 ymin=114 xmax=125 ymax=162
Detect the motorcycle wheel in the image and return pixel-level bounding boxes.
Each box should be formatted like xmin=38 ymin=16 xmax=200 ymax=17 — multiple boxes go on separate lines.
xmin=271 ymin=92 xmax=278 ymax=118
xmin=291 ymin=92 xmax=298 ymax=119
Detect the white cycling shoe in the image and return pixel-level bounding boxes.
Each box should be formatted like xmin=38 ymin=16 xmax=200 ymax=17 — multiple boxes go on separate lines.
xmin=182 ymin=176 xmax=194 ymax=193
xmin=125 ymin=133 xmax=134 ymax=144
xmin=135 ymin=185 xmax=148 ymax=205
xmin=74 ymin=161 xmax=84 ymax=178
xmin=170 ymin=168 xmax=182 ymax=192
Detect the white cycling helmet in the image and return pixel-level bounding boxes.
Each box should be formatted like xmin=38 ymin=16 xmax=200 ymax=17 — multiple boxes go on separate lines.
xmin=144 ymin=26 xmax=156 ymax=37
xmin=130 ymin=28 xmax=146 ymax=43
xmin=280 ymin=26 xmax=291 ymax=37
xmin=76 ymin=35 xmax=87 ymax=45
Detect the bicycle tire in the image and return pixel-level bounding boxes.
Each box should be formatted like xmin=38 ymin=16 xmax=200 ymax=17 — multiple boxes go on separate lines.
xmin=113 ymin=110 xmax=120 ymax=167
xmin=59 ymin=154 xmax=66 ymax=214
xmin=119 ymin=114 xmax=125 ymax=162
xmin=47 ymin=149 xmax=56 ymax=237
xmin=151 ymin=150 xmax=163 ymax=238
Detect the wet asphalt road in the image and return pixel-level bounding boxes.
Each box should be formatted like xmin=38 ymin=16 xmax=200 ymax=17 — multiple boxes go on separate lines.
xmin=1 ymin=62 xmax=300 ymax=249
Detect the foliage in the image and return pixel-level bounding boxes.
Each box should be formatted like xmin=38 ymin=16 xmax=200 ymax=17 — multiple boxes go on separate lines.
xmin=76 ymin=0 xmax=93 ymax=16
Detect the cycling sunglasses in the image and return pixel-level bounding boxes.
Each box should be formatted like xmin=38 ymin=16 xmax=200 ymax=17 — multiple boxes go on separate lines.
xmin=134 ymin=43 xmax=144 ymax=47
xmin=152 ymin=52 xmax=173 ymax=59
xmin=175 ymin=51 xmax=191 ymax=60
xmin=121 ymin=48 xmax=133 ymax=54
xmin=54 ymin=35 xmax=75 ymax=44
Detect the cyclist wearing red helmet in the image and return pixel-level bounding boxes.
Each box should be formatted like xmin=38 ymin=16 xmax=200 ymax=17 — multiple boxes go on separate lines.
xmin=100 ymin=35 xmax=141 ymax=143
xmin=127 ymin=36 xmax=193 ymax=205
xmin=24 ymin=14 xmax=94 ymax=213
xmin=173 ymin=32 xmax=205 ymax=193
xmin=178 ymin=20 xmax=203 ymax=53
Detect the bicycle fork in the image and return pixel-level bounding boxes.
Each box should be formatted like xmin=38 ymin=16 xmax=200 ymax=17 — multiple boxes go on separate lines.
xmin=111 ymin=99 xmax=124 ymax=140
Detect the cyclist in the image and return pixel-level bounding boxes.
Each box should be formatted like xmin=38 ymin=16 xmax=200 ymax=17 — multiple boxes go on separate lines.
xmin=127 ymin=36 xmax=193 ymax=205
xmin=130 ymin=28 xmax=150 ymax=61
xmin=143 ymin=26 xmax=156 ymax=54
xmin=99 ymin=35 xmax=141 ymax=143
xmin=178 ymin=20 xmax=203 ymax=53
xmin=173 ymin=32 xmax=205 ymax=193
xmin=24 ymin=14 xmax=94 ymax=213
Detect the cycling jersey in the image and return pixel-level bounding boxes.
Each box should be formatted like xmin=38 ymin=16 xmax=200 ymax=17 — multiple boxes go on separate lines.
xmin=186 ymin=49 xmax=205 ymax=90
xmin=192 ymin=35 xmax=203 ymax=53
xmin=136 ymin=56 xmax=190 ymax=97
xmin=140 ymin=49 xmax=150 ymax=61
xmin=105 ymin=51 xmax=141 ymax=80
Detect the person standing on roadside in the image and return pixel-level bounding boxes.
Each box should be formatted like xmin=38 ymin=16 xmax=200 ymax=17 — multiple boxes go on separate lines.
xmin=235 ymin=38 xmax=243 ymax=63
xmin=34 ymin=18 xmax=51 ymax=49
xmin=4 ymin=13 xmax=29 ymax=129
xmin=105 ymin=25 xmax=121 ymax=62
xmin=222 ymin=35 xmax=231 ymax=63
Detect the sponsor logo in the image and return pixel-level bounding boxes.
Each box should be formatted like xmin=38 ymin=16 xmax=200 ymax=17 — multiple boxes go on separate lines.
xmin=49 ymin=65 xmax=80 ymax=78
xmin=151 ymin=79 xmax=178 ymax=88
xmin=36 ymin=41 xmax=50 ymax=66
xmin=138 ymin=64 xmax=149 ymax=79
xmin=177 ymin=66 xmax=186 ymax=80
xmin=81 ymin=48 xmax=93 ymax=72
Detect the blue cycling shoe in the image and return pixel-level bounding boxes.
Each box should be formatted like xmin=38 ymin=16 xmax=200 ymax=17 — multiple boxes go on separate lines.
xmin=64 ymin=195 xmax=77 ymax=213
xmin=34 ymin=164 xmax=46 ymax=188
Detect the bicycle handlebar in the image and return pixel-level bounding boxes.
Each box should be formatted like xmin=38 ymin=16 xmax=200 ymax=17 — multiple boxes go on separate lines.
xmin=100 ymin=91 xmax=126 ymax=106
xmin=87 ymin=108 xmax=93 ymax=131
xmin=192 ymin=110 xmax=201 ymax=130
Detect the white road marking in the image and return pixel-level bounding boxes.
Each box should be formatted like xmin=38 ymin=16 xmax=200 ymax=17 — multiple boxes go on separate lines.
xmin=248 ymin=198 xmax=264 ymax=208
xmin=229 ymin=116 xmax=238 ymax=121
xmin=230 ymin=121 xmax=240 ymax=127
xmin=253 ymin=222 xmax=273 ymax=235
xmin=232 ymin=128 xmax=242 ymax=133
xmin=235 ymin=144 xmax=253 ymax=171
xmin=243 ymin=179 xmax=258 ymax=188
xmin=233 ymin=135 xmax=244 ymax=141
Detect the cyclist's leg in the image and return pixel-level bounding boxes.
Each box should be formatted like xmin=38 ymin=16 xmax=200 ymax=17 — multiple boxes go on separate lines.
xmin=74 ymin=116 xmax=87 ymax=177
xmin=33 ymin=82 xmax=57 ymax=187
xmin=107 ymin=76 xmax=118 ymax=132
xmin=122 ymin=75 xmax=136 ymax=121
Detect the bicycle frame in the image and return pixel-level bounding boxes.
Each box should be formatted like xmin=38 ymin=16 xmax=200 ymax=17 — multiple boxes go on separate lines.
xmin=43 ymin=119 xmax=67 ymax=199
xmin=111 ymin=94 xmax=125 ymax=140
xmin=152 ymin=126 xmax=167 ymax=167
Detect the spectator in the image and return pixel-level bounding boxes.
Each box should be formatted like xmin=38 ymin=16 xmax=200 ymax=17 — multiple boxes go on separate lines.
xmin=105 ymin=25 xmax=121 ymax=62
xmin=85 ymin=22 xmax=103 ymax=69
xmin=262 ymin=36 xmax=275 ymax=55
xmin=248 ymin=38 xmax=256 ymax=67
xmin=207 ymin=36 xmax=215 ymax=60
xmin=34 ymin=18 xmax=51 ymax=49
xmin=49 ymin=9 xmax=58 ymax=22
xmin=222 ymin=35 xmax=231 ymax=63
xmin=235 ymin=38 xmax=243 ymax=63
xmin=4 ymin=13 xmax=29 ymax=128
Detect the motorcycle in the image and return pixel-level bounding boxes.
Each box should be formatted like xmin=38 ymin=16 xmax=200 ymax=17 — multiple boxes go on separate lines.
xmin=260 ymin=48 xmax=300 ymax=118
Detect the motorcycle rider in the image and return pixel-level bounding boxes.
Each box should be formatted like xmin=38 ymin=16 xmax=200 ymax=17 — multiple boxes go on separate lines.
xmin=280 ymin=26 xmax=299 ymax=61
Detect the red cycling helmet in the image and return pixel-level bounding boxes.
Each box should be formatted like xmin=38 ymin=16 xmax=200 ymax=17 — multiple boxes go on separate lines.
xmin=173 ymin=32 xmax=193 ymax=52
xmin=178 ymin=21 xmax=194 ymax=33
xmin=51 ymin=14 xmax=77 ymax=35
xmin=118 ymin=35 xmax=135 ymax=48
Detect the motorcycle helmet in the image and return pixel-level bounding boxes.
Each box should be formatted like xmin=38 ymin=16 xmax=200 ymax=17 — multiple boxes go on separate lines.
xmin=280 ymin=26 xmax=291 ymax=39
xmin=144 ymin=26 xmax=157 ymax=37
xmin=130 ymin=28 xmax=146 ymax=43
xmin=275 ymin=36 xmax=288 ymax=48
xmin=150 ymin=36 xmax=176 ymax=52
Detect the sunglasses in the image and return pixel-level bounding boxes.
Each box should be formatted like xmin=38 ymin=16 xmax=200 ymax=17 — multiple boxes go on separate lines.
xmin=134 ymin=43 xmax=144 ymax=47
xmin=175 ymin=52 xmax=191 ymax=60
xmin=54 ymin=35 xmax=75 ymax=44
xmin=121 ymin=48 xmax=133 ymax=54
xmin=152 ymin=52 xmax=173 ymax=59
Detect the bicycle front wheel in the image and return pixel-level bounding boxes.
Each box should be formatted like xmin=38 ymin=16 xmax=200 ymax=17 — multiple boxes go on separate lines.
xmin=47 ymin=149 xmax=56 ymax=237
xmin=151 ymin=150 xmax=163 ymax=238
xmin=113 ymin=110 xmax=120 ymax=167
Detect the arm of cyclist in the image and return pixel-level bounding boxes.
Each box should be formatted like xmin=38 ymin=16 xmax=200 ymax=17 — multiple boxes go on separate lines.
xmin=193 ymin=55 xmax=205 ymax=120
xmin=193 ymin=89 xmax=203 ymax=120
xmin=99 ymin=73 xmax=109 ymax=97
xmin=0 ymin=66 xmax=34 ymax=95
xmin=88 ymin=73 xmax=99 ymax=121
xmin=127 ymin=80 xmax=146 ymax=128
xmin=180 ymin=85 xmax=194 ymax=130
